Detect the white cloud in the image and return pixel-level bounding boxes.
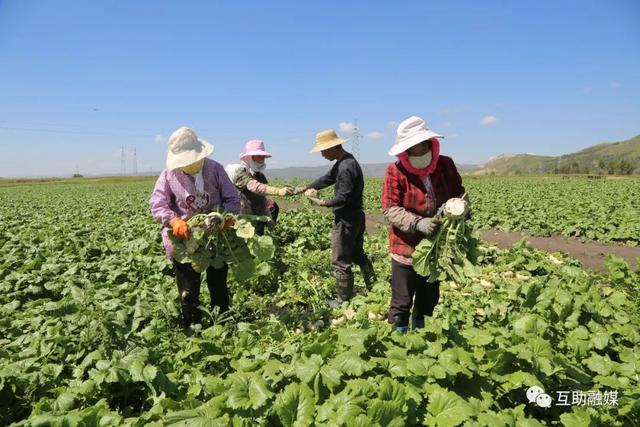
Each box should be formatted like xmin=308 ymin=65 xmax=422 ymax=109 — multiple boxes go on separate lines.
xmin=386 ymin=121 xmax=399 ymax=129
xmin=610 ymin=80 xmax=622 ymax=89
xmin=154 ymin=134 xmax=166 ymax=143
xmin=339 ymin=121 xmax=357 ymax=133
xmin=367 ymin=131 xmax=384 ymax=140
xmin=480 ymin=115 xmax=497 ymax=126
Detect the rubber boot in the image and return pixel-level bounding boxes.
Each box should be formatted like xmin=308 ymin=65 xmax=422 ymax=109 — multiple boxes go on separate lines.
xmin=392 ymin=314 xmax=409 ymax=334
xmin=360 ymin=260 xmax=377 ymax=288
xmin=179 ymin=289 xmax=194 ymax=330
xmin=411 ymin=315 xmax=425 ymax=330
xmin=336 ymin=274 xmax=354 ymax=301
xmin=395 ymin=325 xmax=409 ymax=334
xmin=327 ymin=274 xmax=354 ymax=308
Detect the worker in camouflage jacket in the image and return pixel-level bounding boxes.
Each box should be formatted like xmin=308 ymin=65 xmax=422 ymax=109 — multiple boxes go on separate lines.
xmin=300 ymin=129 xmax=377 ymax=306
xmin=225 ymin=140 xmax=295 ymax=235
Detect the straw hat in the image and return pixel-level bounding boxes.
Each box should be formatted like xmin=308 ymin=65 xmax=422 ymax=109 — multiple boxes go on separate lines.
xmin=166 ymin=127 xmax=214 ymax=170
xmin=388 ymin=116 xmax=442 ymax=156
xmin=240 ymin=140 xmax=272 ymax=160
xmin=309 ymin=129 xmax=348 ymax=153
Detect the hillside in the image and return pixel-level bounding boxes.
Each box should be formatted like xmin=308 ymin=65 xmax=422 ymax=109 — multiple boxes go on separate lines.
xmin=473 ymin=135 xmax=640 ymax=175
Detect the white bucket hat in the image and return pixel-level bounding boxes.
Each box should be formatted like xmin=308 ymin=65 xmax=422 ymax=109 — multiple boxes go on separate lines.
xmin=388 ymin=116 xmax=443 ymax=156
xmin=166 ymin=127 xmax=214 ymax=170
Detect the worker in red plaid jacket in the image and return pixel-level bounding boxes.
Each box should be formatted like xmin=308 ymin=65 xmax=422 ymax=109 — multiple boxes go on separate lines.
xmin=382 ymin=116 xmax=467 ymax=333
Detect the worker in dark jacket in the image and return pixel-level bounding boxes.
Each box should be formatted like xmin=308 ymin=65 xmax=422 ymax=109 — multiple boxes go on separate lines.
xmin=300 ymin=129 xmax=377 ymax=305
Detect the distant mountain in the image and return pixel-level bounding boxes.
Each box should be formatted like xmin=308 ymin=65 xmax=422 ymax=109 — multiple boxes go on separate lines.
xmin=267 ymin=162 xmax=478 ymax=179
xmin=472 ymin=135 xmax=640 ymax=175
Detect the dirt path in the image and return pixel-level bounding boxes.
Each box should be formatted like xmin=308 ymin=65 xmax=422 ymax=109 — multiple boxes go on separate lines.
xmin=275 ymin=200 xmax=640 ymax=272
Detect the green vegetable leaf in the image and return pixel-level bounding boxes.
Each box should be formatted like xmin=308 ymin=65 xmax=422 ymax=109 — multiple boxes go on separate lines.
xmin=425 ymin=386 xmax=474 ymax=427
xmin=275 ymin=383 xmax=315 ymax=427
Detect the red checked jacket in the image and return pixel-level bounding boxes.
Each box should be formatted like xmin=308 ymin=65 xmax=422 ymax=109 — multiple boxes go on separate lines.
xmin=382 ymin=155 xmax=465 ymax=257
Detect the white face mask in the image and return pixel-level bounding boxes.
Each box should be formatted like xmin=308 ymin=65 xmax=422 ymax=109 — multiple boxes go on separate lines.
xmin=248 ymin=159 xmax=266 ymax=173
xmin=408 ymin=151 xmax=432 ymax=169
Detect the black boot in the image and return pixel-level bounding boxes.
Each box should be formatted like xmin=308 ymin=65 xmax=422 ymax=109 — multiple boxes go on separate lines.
xmin=411 ymin=315 xmax=425 ymax=330
xmin=328 ymin=273 xmax=354 ymax=308
xmin=360 ymin=260 xmax=377 ymax=288
xmin=392 ymin=314 xmax=409 ymax=334
xmin=180 ymin=303 xmax=194 ymax=331
xmin=179 ymin=288 xmax=202 ymax=332
xmin=336 ymin=273 xmax=354 ymax=301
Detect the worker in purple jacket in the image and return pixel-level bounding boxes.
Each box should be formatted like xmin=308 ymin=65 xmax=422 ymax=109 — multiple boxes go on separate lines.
xmin=150 ymin=127 xmax=240 ymax=331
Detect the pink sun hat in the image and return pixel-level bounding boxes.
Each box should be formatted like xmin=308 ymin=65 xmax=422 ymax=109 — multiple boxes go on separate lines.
xmin=240 ymin=139 xmax=272 ymax=160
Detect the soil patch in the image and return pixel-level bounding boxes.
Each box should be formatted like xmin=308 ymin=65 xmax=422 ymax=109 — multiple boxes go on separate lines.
xmin=478 ymin=230 xmax=639 ymax=272
xmin=274 ymin=200 xmax=640 ymax=272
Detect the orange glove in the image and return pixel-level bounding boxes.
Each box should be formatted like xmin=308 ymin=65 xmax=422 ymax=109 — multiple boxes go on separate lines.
xmin=170 ymin=218 xmax=190 ymax=240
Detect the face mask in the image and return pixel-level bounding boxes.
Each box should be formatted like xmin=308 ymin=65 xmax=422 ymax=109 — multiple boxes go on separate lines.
xmin=249 ymin=159 xmax=266 ymax=173
xmin=180 ymin=159 xmax=204 ymax=175
xmin=408 ymin=151 xmax=432 ymax=169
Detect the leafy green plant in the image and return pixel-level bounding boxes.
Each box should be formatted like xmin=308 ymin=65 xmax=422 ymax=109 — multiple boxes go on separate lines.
xmin=412 ymin=198 xmax=480 ymax=282
xmin=1 ymin=180 xmax=639 ymax=426
xmin=169 ymin=211 xmax=274 ymax=281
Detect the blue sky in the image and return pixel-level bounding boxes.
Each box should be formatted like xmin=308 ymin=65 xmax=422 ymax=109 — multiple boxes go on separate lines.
xmin=1 ymin=0 xmax=639 ymax=177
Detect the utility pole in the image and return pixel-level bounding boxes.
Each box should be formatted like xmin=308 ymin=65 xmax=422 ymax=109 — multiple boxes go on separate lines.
xmin=120 ymin=145 xmax=126 ymax=175
xmin=133 ymin=147 xmax=138 ymax=175
xmin=351 ymin=119 xmax=362 ymax=161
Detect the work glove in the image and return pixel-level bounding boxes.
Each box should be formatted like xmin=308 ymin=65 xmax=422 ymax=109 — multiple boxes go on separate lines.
xmin=170 ymin=217 xmax=190 ymax=240
xmin=292 ymin=186 xmax=307 ymax=195
xmin=415 ymin=216 xmax=439 ymax=237
xmin=307 ymin=196 xmax=327 ymax=207
xmin=304 ymin=188 xmax=318 ymax=198
xmin=265 ymin=185 xmax=294 ymax=196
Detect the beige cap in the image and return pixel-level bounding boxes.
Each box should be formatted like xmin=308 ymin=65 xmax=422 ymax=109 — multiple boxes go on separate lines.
xmin=166 ymin=127 xmax=214 ymax=169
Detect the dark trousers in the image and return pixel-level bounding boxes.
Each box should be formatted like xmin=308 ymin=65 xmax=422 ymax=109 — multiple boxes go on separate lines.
xmin=331 ymin=211 xmax=371 ymax=278
xmin=388 ymin=259 xmax=440 ymax=327
xmin=268 ymin=200 xmax=280 ymax=223
xmin=255 ymin=201 xmax=279 ymax=236
xmin=174 ymin=261 xmax=229 ymax=327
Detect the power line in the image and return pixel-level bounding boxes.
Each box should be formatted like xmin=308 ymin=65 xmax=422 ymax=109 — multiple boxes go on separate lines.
xmin=0 ymin=125 xmax=158 ymax=139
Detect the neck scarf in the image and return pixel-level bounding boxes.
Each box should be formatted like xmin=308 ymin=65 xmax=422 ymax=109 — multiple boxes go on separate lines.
xmin=242 ymin=159 xmax=266 ymax=174
xmin=397 ymin=138 xmax=441 ymax=177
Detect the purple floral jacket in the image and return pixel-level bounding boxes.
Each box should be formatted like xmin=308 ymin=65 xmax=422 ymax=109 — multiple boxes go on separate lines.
xmin=149 ymin=158 xmax=240 ymax=259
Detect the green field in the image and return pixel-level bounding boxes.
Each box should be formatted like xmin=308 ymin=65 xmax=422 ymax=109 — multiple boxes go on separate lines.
xmin=1 ymin=179 xmax=639 ymax=426
xmin=324 ymin=176 xmax=640 ymax=246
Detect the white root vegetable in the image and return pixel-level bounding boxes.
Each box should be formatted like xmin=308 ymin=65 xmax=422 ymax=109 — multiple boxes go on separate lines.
xmin=442 ymin=197 xmax=469 ymax=219
xmin=368 ymin=311 xmax=385 ymax=321
xmin=480 ymin=279 xmax=494 ymax=290
xmin=330 ymin=316 xmax=347 ymax=327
